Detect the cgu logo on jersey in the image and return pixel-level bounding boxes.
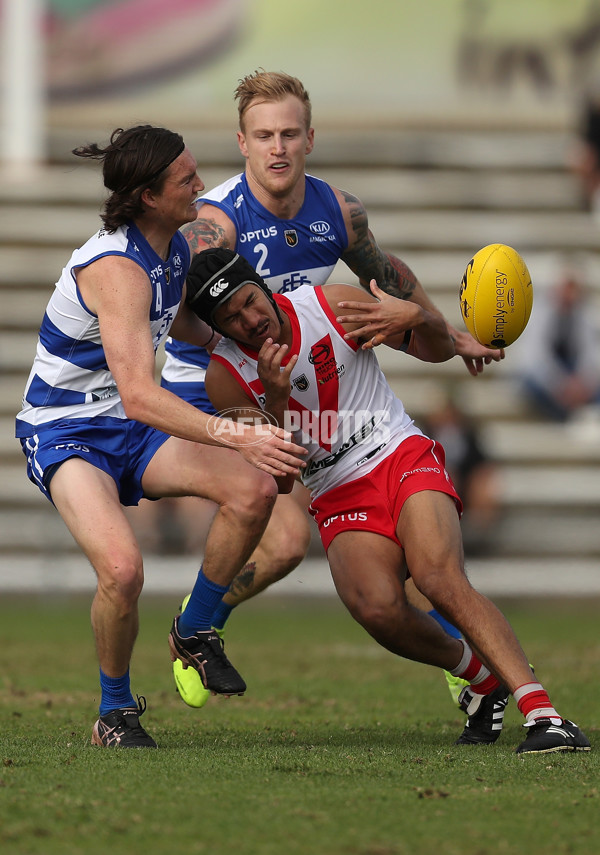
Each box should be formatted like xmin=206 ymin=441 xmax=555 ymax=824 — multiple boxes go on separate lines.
xmin=284 ymin=229 xmax=298 ymax=247
xmin=209 ymin=277 xmax=230 ymax=297
xmin=310 ymin=220 xmax=330 ymax=235
xmin=292 ymin=374 xmax=309 ymax=392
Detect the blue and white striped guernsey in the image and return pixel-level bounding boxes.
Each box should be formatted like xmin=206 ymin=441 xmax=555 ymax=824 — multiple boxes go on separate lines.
xmin=162 ymin=172 xmax=348 ymax=379
xmin=16 ymin=222 xmax=190 ymax=437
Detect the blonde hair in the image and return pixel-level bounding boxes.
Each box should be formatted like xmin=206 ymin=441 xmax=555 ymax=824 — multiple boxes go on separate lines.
xmin=235 ymin=70 xmax=312 ymax=131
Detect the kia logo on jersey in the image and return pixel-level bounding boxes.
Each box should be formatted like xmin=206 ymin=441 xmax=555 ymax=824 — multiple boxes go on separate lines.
xmin=310 ymin=220 xmax=330 ymax=235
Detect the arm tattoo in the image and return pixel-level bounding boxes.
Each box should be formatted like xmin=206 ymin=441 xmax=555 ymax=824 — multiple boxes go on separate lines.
xmin=340 ymin=190 xmax=417 ymax=300
xmin=383 ymin=253 xmax=418 ymax=301
xmin=180 ymin=217 xmax=231 ymax=253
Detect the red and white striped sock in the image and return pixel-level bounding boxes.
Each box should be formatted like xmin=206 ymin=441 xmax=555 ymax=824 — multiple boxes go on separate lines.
xmin=449 ymin=640 xmax=500 ymax=695
xmin=513 ymin=682 xmax=561 ymax=725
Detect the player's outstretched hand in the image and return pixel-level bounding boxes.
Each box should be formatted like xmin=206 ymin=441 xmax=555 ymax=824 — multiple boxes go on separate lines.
xmin=337 ymin=279 xmax=418 ymax=349
xmin=452 ymin=328 xmax=505 ymax=376
xmin=234 ymin=423 xmax=307 ymax=478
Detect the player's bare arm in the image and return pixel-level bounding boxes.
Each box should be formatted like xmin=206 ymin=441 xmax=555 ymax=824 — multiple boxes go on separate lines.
xmin=334 ymin=188 xmax=420 ymax=300
xmin=80 ymin=257 xmax=224 ymax=442
xmin=334 ymin=186 xmax=503 ymax=376
xmin=205 ymin=359 xmax=300 ymax=491
xmin=170 ymin=296 xmax=222 ymax=353
xmin=80 ymin=257 xmax=304 ymax=476
xmin=180 ymin=203 xmax=236 ymax=253
xmin=332 ymin=281 xmax=454 ymax=362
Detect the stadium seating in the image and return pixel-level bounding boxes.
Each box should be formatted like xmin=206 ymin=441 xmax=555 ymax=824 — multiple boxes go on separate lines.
xmin=1 ymin=126 xmax=599 ymax=577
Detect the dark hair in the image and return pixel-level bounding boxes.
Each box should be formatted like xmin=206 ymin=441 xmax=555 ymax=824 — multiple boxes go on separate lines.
xmin=73 ymin=125 xmax=185 ymax=231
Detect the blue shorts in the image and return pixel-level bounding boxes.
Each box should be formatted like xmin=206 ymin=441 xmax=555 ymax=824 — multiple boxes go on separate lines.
xmin=19 ymin=417 xmax=171 ymax=506
xmin=161 ymin=376 xmax=216 ymax=415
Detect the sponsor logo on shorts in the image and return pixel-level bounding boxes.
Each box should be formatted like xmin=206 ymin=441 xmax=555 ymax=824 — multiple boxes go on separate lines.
xmin=322 ymin=511 xmax=368 ymax=528
xmin=54 ymin=443 xmax=90 ymax=453
xmin=399 ymin=466 xmax=440 ymax=484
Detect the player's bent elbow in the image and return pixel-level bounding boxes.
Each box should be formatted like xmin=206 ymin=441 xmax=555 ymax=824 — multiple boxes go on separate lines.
xmin=434 ymin=340 xmax=456 ymax=362
xmin=120 ymin=396 xmax=146 ymax=423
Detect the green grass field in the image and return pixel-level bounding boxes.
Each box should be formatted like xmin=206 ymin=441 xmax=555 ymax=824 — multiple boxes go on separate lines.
xmin=1 ymin=593 xmax=598 ymax=855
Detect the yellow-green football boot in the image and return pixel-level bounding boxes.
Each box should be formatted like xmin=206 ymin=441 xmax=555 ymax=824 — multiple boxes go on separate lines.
xmin=172 ymin=595 xmax=227 ymax=708
xmin=172 ymin=595 xmax=210 ymax=708
xmin=444 ymin=670 xmax=469 ymax=707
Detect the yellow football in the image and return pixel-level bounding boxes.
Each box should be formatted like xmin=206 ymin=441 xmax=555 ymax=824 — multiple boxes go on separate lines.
xmin=459 ymin=244 xmax=533 ymax=348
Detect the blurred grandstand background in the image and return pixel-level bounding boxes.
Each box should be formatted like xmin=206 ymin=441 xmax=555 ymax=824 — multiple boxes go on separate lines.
xmin=1 ymin=0 xmax=599 ymax=594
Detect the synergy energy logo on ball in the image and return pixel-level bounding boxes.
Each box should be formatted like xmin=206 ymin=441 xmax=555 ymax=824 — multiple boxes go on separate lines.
xmin=459 ymin=244 xmax=533 ymax=348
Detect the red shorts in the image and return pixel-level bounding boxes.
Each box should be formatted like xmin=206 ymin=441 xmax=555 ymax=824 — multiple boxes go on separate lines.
xmin=309 ymin=435 xmax=462 ymax=552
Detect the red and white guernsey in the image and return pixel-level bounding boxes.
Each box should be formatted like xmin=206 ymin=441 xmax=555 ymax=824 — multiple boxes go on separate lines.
xmin=212 ymin=285 xmax=423 ymax=498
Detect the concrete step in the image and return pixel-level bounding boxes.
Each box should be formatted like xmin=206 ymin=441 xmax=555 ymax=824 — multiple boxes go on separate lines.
xmin=2 ymin=455 xmax=598 ymax=511
xmin=6 ymin=409 xmax=599 ymax=466
xmin=0 ymin=162 xmax=580 ymax=212
xmin=0 ymin=368 xmax=521 ymax=426
xmin=47 ymin=127 xmax=573 ymax=171
xmin=6 ymin=324 xmax=494 ymax=376
xmin=365 ymin=208 xmax=600 ymax=254
xmin=2 ymin=204 xmax=599 ymax=254
xmin=489 ymin=510 xmax=599 ymax=557
xmin=310 ymin=168 xmax=580 ymax=211
xmin=482 ymin=420 xmax=600 ymax=463
xmin=0 ymin=502 xmax=596 ymax=559
xmin=0 ymin=379 xmax=26 ymax=422
xmin=332 ymin=250 xmax=600 ymax=295
xmin=0 ymin=204 xmax=102 ymax=248
xmin=4 ymin=250 xmax=600 ymax=327
xmin=500 ymin=464 xmax=600 ymax=506
xmin=0 ymin=553 xmax=598 ymax=596
xmin=0 ymin=332 xmax=38 ymax=375
xmin=0 ymin=246 xmax=68 ymax=287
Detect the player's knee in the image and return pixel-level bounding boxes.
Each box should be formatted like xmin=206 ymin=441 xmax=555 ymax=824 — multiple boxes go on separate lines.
xmin=347 ymin=593 xmax=408 ymax=636
xmin=417 ymin=564 xmax=472 ymax=615
xmin=227 ymin=471 xmax=278 ymax=524
xmin=259 ymin=521 xmax=311 ymax=580
xmin=95 ymin=551 xmax=144 ymax=607
xmin=266 ymin=532 xmax=310 ymax=582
